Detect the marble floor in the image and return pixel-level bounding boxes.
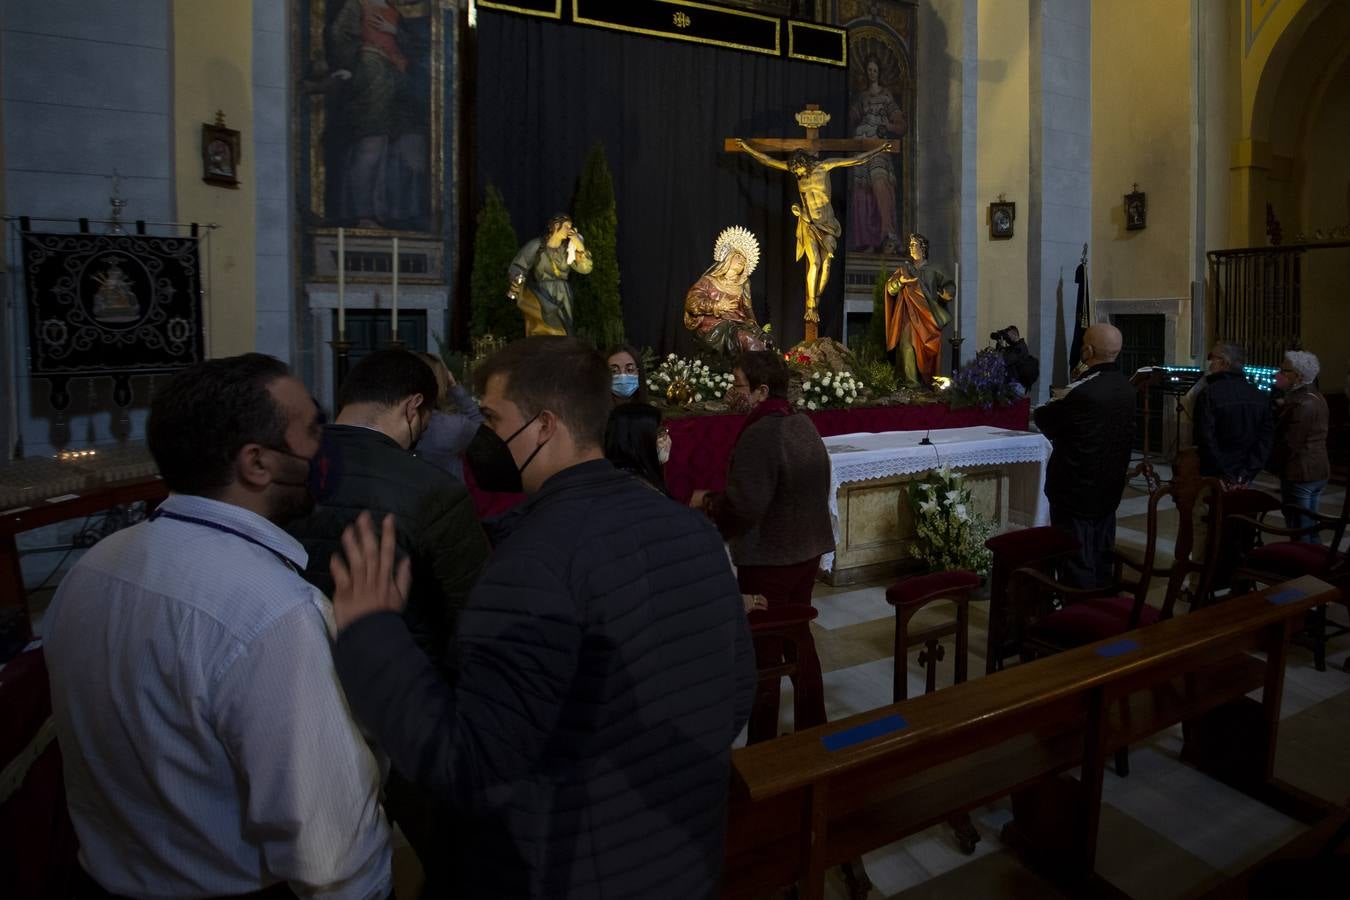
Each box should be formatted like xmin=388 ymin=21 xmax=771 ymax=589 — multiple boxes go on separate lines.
xmin=775 ymin=469 xmax=1350 ymax=899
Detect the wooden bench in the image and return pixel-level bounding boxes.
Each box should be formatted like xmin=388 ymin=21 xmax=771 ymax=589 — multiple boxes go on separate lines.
xmin=722 ymin=574 xmax=1342 ymax=899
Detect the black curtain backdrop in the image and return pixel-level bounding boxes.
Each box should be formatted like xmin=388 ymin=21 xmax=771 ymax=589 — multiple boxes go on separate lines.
xmin=476 ymin=12 xmax=850 ymax=352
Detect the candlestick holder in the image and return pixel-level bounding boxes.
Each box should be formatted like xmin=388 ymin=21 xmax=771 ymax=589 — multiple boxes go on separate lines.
xmin=949 ymin=335 xmax=966 ymax=373
xmin=330 ymin=338 xmax=353 ymax=388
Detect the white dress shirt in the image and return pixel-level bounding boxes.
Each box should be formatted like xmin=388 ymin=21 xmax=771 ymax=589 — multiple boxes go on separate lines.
xmin=44 ymin=493 xmax=391 ymax=899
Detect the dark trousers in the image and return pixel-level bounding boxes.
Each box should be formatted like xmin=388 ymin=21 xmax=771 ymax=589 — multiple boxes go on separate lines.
xmin=1049 ymin=506 xmax=1117 ymax=590
xmin=738 ymin=556 xmax=826 ymax=742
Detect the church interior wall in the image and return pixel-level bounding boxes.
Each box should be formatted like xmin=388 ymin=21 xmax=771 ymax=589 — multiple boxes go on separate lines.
xmin=1 ymin=0 xmax=174 ymax=458
xmin=252 ymin=0 xmax=296 ymax=371
xmin=171 ymin=0 xmax=257 ymax=361
xmin=974 ymin=0 xmax=1031 ymax=351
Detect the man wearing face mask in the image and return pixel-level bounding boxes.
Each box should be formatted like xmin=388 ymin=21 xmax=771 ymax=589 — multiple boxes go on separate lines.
xmin=43 ymin=354 xmax=393 ymax=898
xmin=287 ymin=348 xmax=490 ymax=894
xmin=333 ymin=336 xmax=755 ymax=900
xmin=1035 ymin=323 xmax=1137 ymax=588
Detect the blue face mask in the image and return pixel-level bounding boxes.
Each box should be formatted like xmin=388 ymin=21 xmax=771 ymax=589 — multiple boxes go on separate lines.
xmin=612 ymin=373 xmax=640 ymax=397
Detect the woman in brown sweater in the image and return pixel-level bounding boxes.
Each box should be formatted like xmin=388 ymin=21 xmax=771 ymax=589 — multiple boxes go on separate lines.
xmin=1270 ymin=350 xmax=1330 ymax=542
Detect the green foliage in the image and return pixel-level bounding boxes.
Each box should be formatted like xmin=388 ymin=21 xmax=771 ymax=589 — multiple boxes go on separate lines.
xmin=570 ymin=142 xmax=624 ymax=348
xmin=907 ymin=468 xmax=995 ymax=575
xmin=469 ymin=184 xmax=523 ymax=341
xmin=863 ymin=360 xmax=899 ymax=396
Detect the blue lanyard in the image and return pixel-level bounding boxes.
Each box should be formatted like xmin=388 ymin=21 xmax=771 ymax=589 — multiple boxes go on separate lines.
xmin=149 ymin=508 xmax=301 ymax=574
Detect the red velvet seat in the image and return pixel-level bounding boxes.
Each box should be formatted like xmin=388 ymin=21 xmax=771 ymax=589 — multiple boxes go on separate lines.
xmin=1028 ymin=594 xmax=1162 ymax=647
xmin=1244 ymin=541 xmax=1338 ymax=576
xmin=886 ymin=570 xmax=983 ymax=608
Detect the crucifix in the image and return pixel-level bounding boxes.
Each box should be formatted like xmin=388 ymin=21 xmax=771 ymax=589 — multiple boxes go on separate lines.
xmin=725 ymin=104 xmax=897 ymax=342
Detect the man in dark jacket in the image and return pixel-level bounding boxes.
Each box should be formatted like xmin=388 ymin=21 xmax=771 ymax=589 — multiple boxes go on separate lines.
xmin=1034 ymin=323 xmax=1136 ymax=588
xmin=286 ymin=348 xmax=490 ymax=892
xmin=1194 ymin=341 xmax=1274 ymax=489
xmin=330 ymin=336 xmax=756 ymax=899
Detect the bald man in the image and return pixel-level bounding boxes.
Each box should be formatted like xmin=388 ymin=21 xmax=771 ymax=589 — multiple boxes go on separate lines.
xmin=1033 ymin=323 xmax=1137 ymax=588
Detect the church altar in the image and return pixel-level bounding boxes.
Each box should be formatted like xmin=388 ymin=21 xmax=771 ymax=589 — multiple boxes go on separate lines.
xmin=819 ymin=425 xmax=1051 ymax=583
xmin=466 ymin=399 xmax=1031 ymax=521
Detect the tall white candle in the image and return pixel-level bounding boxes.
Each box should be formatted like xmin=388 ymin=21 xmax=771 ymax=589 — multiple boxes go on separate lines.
xmin=953 ymin=260 xmax=960 ymax=339
xmin=391 ymin=236 xmax=399 ymax=335
xmin=337 ymin=227 xmax=346 ymax=339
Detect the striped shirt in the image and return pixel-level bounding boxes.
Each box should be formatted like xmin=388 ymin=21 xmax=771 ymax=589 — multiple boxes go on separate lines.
xmin=44 ymin=493 xmax=391 ymax=899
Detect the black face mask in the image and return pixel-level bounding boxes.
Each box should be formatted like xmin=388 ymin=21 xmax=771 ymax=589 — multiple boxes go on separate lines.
xmin=270 ymin=428 xmax=342 ymax=508
xmin=464 ymin=413 xmax=544 ymax=493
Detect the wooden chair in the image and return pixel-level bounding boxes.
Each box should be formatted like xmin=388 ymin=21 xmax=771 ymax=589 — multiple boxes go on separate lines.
xmin=1231 ymin=488 xmax=1350 ymax=672
xmin=1209 ymin=488 xmax=1282 ymax=604
xmin=745 ymin=605 xmax=826 ymax=745
xmin=885 ymin=570 xmax=984 ymax=854
xmin=1009 ymin=449 xmax=1224 ymax=774
xmin=1012 ymin=449 xmax=1224 ymax=658
xmin=983 ymin=527 xmax=1081 ymax=673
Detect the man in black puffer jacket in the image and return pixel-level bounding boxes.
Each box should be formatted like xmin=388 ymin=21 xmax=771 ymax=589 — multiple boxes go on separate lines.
xmin=287 ymin=349 xmax=489 ymax=673
xmin=331 ymin=337 xmax=756 ymax=899
xmin=286 ymin=349 xmax=490 ymax=893
xmin=1035 ymin=323 xmax=1136 ymax=588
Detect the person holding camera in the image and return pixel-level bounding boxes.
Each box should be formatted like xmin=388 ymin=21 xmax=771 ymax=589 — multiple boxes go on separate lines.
xmin=990 ymin=325 xmax=1040 ymax=392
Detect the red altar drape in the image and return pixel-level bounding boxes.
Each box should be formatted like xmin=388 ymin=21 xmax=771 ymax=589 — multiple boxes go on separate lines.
xmin=465 ymin=399 xmax=1031 ymax=518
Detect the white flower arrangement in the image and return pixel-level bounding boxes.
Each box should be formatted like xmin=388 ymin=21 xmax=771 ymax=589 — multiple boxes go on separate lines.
xmin=798 ymin=369 xmax=861 ymax=409
xmin=647 ymin=354 xmax=734 ymax=404
xmin=906 ymin=466 xmax=994 ymax=574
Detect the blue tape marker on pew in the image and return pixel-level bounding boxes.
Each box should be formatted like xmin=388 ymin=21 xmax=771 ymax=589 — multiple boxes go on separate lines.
xmin=1267 ymin=588 xmax=1306 ymax=605
xmin=1096 ymin=639 xmax=1141 ymax=658
xmin=822 ymin=714 xmax=909 ymax=751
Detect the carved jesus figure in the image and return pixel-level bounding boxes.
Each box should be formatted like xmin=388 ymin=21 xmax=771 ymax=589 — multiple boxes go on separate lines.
xmin=735 ymin=138 xmax=892 ymax=326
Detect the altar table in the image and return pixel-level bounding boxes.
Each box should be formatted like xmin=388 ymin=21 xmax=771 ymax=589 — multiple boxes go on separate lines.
xmin=820 ymin=425 xmax=1051 ymax=583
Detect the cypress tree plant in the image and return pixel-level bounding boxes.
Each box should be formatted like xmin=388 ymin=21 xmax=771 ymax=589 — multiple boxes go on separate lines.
xmin=866 ymin=266 xmax=890 ymax=363
xmin=570 ymin=142 xmax=623 ymax=347
xmin=469 ymin=183 xmax=523 ymax=340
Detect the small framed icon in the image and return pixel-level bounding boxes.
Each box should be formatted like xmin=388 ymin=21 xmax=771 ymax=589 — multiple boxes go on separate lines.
xmin=202 ymin=112 xmax=241 ymax=189
xmin=989 ymin=199 xmax=1015 ymax=239
xmin=1125 ymin=184 xmax=1147 ymax=230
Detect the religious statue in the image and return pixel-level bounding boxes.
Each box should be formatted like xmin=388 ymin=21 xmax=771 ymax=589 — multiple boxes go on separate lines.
xmin=735 ymin=137 xmax=893 ymax=336
xmin=507 ymin=214 xmax=592 ymax=336
xmin=92 ymin=258 xmax=140 ymax=324
xmin=883 ymin=232 xmax=955 ymax=388
xmin=683 ymin=226 xmax=771 ymax=355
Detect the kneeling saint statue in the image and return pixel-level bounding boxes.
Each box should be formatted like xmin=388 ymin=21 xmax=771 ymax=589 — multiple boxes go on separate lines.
xmin=684 ymin=226 xmax=772 ymax=355
xmin=507 ymin=213 xmax=592 ymax=336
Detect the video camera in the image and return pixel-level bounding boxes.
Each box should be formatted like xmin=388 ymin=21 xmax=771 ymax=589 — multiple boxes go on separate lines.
xmin=989 ymin=325 xmax=1040 ymax=391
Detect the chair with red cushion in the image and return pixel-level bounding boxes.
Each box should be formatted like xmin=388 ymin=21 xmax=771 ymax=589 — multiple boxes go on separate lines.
xmin=1209 ymin=488 xmax=1282 ymax=603
xmin=884 ymin=569 xmax=984 ymax=855
xmin=1014 ymin=448 xmax=1224 ymax=657
xmin=1232 ymin=488 xmax=1350 ymax=672
xmin=983 ymin=526 xmax=1081 ymax=674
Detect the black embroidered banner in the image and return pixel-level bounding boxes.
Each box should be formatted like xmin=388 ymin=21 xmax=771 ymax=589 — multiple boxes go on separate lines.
xmin=22 ymin=232 xmax=205 ymax=378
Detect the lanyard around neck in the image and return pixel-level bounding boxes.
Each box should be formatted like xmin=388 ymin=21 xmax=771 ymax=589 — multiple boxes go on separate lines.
xmin=149 ymin=508 xmax=300 ymax=574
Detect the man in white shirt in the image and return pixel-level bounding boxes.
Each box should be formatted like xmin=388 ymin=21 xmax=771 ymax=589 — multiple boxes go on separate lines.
xmin=44 ymin=353 xmax=392 ymax=899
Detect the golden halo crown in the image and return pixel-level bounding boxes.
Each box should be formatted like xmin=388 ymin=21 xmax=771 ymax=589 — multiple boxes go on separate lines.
xmin=713 ymin=226 xmax=760 ymax=276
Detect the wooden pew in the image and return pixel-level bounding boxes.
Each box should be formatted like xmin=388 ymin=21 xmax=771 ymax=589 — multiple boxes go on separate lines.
xmin=723 ymin=575 xmax=1342 ymax=900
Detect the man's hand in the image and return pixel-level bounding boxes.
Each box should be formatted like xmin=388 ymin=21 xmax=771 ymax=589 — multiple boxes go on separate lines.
xmin=689 ymin=489 xmax=710 ymax=511
xmin=330 ymin=512 xmax=412 ymax=632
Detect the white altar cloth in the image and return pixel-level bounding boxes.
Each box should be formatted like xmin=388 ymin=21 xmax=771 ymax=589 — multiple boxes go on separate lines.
xmin=820 ymin=425 xmax=1052 ymax=571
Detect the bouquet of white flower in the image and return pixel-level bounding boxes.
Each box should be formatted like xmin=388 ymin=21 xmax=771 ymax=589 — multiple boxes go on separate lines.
xmin=798 ymin=369 xmax=861 ymax=410
xmin=907 ymin=467 xmax=994 ymax=574
xmin=647 ymin=353 xmax=735 ymax=406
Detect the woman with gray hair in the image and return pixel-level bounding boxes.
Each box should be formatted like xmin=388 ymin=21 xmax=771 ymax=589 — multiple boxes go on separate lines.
xmin=1270 ymin=350 xmax=1330 ymax=542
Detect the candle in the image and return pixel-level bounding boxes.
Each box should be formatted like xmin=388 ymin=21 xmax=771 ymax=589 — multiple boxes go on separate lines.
xmin=391 ymin=236 xmax=399 ymax=335
xmin=953 ymin=260 xmax=960 ymax=339
xmin=337 ymin=227 xmax=346 ymax=339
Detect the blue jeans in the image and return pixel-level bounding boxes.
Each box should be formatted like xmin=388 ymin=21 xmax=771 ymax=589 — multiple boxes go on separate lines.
xmin=1281 ymin=478 xmax=1328 ymax=543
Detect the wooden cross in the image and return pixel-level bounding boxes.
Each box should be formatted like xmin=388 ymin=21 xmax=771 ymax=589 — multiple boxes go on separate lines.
xmin=724 ymin=105 xmax=898 ymax=343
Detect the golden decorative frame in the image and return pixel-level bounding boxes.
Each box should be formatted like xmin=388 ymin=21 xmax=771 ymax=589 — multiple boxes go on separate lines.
xmin=787 ymin=20 xmax=847 ymax=68
xmin=571 ymin=0 xmax=782 ymax=57
xmin=478 ymin=0 xmax=563 ymax=20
